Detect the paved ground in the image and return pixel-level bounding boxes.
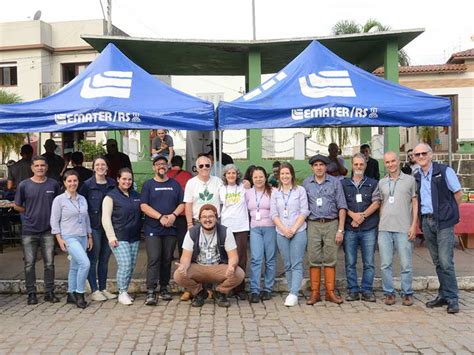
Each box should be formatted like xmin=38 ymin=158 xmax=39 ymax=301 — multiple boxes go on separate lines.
xmin=0 ymin=291 xmax=473 ymax=354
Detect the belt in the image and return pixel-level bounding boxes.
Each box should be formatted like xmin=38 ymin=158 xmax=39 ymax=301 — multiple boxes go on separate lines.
xmin=422 ymin=214 xmax=434 ymax=218
xmin=310 ymin=218 xmax=337 ymax=223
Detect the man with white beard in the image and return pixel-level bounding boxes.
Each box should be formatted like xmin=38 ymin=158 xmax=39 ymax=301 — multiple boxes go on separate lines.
xmin=340 ymin=153 xmax=381 ymax=302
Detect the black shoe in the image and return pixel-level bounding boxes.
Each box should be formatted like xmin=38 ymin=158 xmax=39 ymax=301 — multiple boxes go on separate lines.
xmin=191 ymin=288 xmax=208 ymax=307
xmin=27 ymin=293 xmax=38 ymax=305
xmin=44 ymin=291 xmax=60 ymax=303
xmin=249 ymin=293 xmax=260 ymax=303
xmin=159 ymin=287 xmax=172 ymax=301
xmin=145 ymin=290 xmax=157 ymax=306
xmin=235 ymin=291 xmax=247 ymax=300
xmin=66 ymin=293 xmax=76 ymax=304
xmin=260 ymin=291 xmax=272 ymax=301
xmin=345 ymin=292 xmax=360 ymax=302
xmin=447 ymin=300 xmax=460 ymax=314
xmin=74 ymin=292 xmax=87 ymax=309
xmin=361 ymin=292 xmax=376 ymax=302
xmin=215 ymin=291 xmax=231 ymax=308
xmin=426 ymin=296 xmax=448 ymax=308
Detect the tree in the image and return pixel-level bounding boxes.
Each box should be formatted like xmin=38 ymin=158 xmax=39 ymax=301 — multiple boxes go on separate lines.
xmin=310 ymin=126 xmax=359 ymax=150
xmin=0 ymin=90 xmax=25 ymax=163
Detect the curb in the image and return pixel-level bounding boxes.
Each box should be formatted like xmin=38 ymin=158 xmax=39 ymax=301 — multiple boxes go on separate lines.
xmin=1 ymin=276 xmax=473 ymax=294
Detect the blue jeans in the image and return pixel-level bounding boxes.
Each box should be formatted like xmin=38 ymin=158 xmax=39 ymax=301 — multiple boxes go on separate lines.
xmin=22 ymin=232 xmax=55 ymax=294
xmin=249 ymin=227 xmax=277 ymax=294
xmin=276 ymin=230 xmax=307 ymax=295
xmin=111 ymin=240 xmax=140 ymax=293
xmin=63 ymin=235 xmax=91 ymax=294
xmin=87 ymin=228 xmax=112 ymax=292
xmin=422 ymin=216 xmax=458 ymax=301
xmin=343 ymin=228 xmax=377 ymax=293
xmin=378 ymin=231 xmax=413 ymax=296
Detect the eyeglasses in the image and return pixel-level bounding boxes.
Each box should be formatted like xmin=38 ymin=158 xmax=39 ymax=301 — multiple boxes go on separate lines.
xmin=414 ymin=151 xmax=429 ymax=157
xmin=198 ymin=164 xmax=211 ymax=169
xmin=154 ymin=162 xmax=167 ymax=167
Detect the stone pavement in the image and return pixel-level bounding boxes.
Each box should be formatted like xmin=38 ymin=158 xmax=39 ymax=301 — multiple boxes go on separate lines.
xmin=0 ymin=291 xmax=473 ymax=354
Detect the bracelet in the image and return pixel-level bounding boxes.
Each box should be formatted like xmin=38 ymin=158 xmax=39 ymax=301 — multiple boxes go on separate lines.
xmin=158 ymin=214 xmax=163 ymax=221
xmin=172 ymin=212 xmax=178 ymax=217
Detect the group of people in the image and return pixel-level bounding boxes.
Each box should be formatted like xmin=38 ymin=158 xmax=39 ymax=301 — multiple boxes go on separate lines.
xmin=9 ymin=138 xmax=462 ymax=314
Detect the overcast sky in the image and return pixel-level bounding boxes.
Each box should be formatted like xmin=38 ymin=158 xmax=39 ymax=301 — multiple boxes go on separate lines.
xmin=1 ymin=0 xmax=473 ymax=65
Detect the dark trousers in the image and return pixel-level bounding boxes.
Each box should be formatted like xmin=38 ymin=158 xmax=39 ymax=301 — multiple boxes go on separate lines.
xmin=146 ymin=235 xmax=177 ymax=290
xmin=233 ymin=231 xmax=249 ymax=293
xmin=87 ymin=227 xmax=112 ymax=292
xmin=175 ymin=216 xmax=187 ymax=258
xmin=22 ymin=232 xmax=55 ymax=294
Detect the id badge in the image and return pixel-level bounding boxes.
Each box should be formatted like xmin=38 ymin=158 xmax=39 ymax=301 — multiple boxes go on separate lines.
xmin=388 ymin=196 xmax=395 ymax=204
xmin=283 ymin=209 xmax=288 ymax=218
xmin=206 ymin=249 xmax=212 ymax=262
xmin=356 ymin=194 xmax=362 ymax=203
xmin=255 ymin=211 xmax=262 ymax=221
xmin=316 ymin=198 xmax=323 ymax=206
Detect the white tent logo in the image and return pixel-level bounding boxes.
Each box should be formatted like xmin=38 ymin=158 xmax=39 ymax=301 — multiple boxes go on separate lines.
xmin=80 ymin=71 xmax=133 ymax=99
xmin=299 ymin=70 xmax=356 ymax=98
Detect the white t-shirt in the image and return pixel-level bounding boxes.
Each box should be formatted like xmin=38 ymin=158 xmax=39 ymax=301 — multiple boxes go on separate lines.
xmin=182 ymin=227 xmax=237 ymax=265
xmin=219 ymin=183 xmax=249 ymax=233
xmin=183 ymin=175 xmax=223 ymax=219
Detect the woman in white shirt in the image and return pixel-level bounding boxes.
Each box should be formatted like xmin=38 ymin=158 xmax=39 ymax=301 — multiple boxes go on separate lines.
xmin=219 ymin=164 xmax=249 ymax=300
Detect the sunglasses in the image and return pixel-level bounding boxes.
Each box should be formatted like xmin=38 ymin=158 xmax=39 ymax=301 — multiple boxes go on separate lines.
xmin=198 ymin=164 xmax=211 ymax=169
xmin=414 ymin=151 xmax=429 ymax=157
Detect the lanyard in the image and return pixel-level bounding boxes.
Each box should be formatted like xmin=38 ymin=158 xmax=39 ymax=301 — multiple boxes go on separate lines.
xmin=255 ymin=189 xmax=264 ymax=211
xmin=388 ymin=177 xmax=400 ymax=197
xmin=202 ymin=230 xmax=216 ymax=250
xmin=280 ymin=188 xmax=293 ymax=211
xmin=351 ymin=177 xmax=367 ymax=194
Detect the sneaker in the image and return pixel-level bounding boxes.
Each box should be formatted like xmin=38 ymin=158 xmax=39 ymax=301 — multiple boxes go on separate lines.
xmin=384 ymin=294 xmax=396 ymax=306
xmin=118 ymin=292 xmax=133 ymax=305
xmin=284 ymin=293 xmax=298 ymax=307
xmin=260 ymin=291 xmax=272 ymax=301
xmin=361 ymin=292 xmax=376 ymax=303
xmin=215 ymin=291 xmax=231 ymax=308
xmin=180 ymin=291 xmax=192 ymax=301
xmin=191 ymin=289 xmax=208 ymax=307
xmin=91 ymin=290 xmax=107 ymax=302
xmin=100 ymin=289 xmax=117 ymax=300
xmin=402 ymin=295 xmax=414 ymax=306
xmin=235 ymin=291 xmax=247 ymax=300
xmin=345 ymin=292 xmax=360 ymax=302
xmin=249 ymin=293 xmax=260 ymax=303
xmin=145 ymin=291 xmax=157 ymax=306
xmin=159 ymin=287 xmax=172 ymax=301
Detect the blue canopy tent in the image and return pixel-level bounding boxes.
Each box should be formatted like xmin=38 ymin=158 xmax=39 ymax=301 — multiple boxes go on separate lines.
xmin=218 ymin=41 xmax=451 ymax=130
xmin=0 ymin=43 xmax=215 ymax=133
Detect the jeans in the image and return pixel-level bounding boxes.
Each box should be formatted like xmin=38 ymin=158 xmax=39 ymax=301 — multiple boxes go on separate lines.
xmin=422 ymin=216 xmax=458 ymax=301
xmin=111 ymin=240 xmax=140 ymax=293
xmin=87 ymin=228 xmax=112 ymax=292
xmin=249 ymin=227 xmax=277 ymax=294
xmin=146 ymin=235 xmax=176 ymax=290
xmin=22 ymin=232 xmax=56 ymax=294
xmin=276 ymin=230 xmax=307 ymax=295
xmin=175 ymin=216 xmax=187 ymax=258
xmin=378 ymin=231 xmax=413 ymax=296
xmin=343 ymin=228 xmax=377 ymax=293
xmin=63 ymin=235 xmax=91 ymax=294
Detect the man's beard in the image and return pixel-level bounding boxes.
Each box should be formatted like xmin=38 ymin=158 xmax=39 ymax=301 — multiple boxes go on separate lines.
xmin=353 ymin=170 xmax=364 ymax=176
xmin=157 ymin=172 xmax=166 ymax=179
xmin=201 ymin=225 xmax=215 ymax=232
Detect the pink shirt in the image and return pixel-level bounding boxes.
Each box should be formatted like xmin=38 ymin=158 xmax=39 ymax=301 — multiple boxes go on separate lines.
xmin=245 ymin=187 xmax=275 ymax=228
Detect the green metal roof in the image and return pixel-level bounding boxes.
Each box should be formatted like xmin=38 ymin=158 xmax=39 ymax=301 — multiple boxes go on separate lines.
xmin=82 ymin=29 xmax=423 ymax=75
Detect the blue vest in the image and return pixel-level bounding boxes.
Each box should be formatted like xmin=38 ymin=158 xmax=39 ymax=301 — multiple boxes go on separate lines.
xmin=107 ymin=188 xmax=142 ymax=242
xmin=189 ymin=224 xmax=228 ymax=264
xmin=415 ymin=162 xmax=459 ymax=230
xmin=80 ymin=176 xmax=116 ymax=229
xmin=341 ymin=176 xmax=379 ymax=231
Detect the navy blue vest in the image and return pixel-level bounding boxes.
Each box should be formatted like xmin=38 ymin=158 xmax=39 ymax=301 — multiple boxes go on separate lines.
xmin=189 ymin=224 xmax=228 ymax=264
xmin=341 ymin=176 xmax=379 ymax=231
xmin=107 ymin=188 xmax=142 ymax=242
xmin=415 ymin=162 xmax=459 ymax=230
xmin=79 ymin=176 xmax=116 ymax=229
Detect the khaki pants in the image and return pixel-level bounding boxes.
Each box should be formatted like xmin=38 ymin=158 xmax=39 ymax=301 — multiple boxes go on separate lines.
xmin=174 ymin=263 xmax=245 ymax=295
xmin=307 ymin=220 xmax=339 ymax=267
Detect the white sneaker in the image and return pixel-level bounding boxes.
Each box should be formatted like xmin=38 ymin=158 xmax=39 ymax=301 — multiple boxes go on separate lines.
xmin=284 ymin=293 xmax=298 ymax=307
xmin=91 ymin=290 xmax=107 ymax=301
xmin=118 ymin=292 xmax=133 ymax=305
xmin=100 ymin=289 xmax=117 ymax=300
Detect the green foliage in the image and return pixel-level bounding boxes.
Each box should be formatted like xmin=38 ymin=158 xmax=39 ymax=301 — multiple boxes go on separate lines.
xmin=0 ymin=90 xmax=25 ymax=163
xmin=417 ymin=127 xmax=433 ymax=146
xmin=311 ymin=126 xmax=360 ymax=149
xmin=78 ymin=140 xmax=106 ymax=161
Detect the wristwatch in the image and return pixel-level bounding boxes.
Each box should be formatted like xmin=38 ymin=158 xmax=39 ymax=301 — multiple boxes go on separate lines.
xmin=337 ymin=229 xmax=344 ymax=234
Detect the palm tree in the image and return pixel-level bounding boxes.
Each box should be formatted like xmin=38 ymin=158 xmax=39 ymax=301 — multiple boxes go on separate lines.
xmin=310 ymin=126 xmax=359 ymax=150
xmin=0 ymin=90 xmax=25 ymax=163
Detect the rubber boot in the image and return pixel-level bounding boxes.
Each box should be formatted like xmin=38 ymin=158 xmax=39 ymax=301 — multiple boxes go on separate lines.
xmin=324 ymin=267 xmax=343 ymax=304
xmin=306 ymin=267 xmax=321 ymax=305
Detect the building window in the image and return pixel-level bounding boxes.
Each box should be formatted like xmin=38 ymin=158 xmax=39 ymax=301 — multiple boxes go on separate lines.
xmin=62 ymin=62 xmax=90 ymax=84
xmin=0 ymin=65 xmax=18 ymax=86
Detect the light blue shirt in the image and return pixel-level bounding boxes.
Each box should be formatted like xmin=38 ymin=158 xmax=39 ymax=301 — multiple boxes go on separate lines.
xmin=50 ymin=191 xmax=92 ymax=236
xmin=302 ymin=174 xmax=348 ymax=219
xmin=420 ymin=164 xmax=461 ymax=214
xmin=270 ymin=185 xmax=310 ymax=235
